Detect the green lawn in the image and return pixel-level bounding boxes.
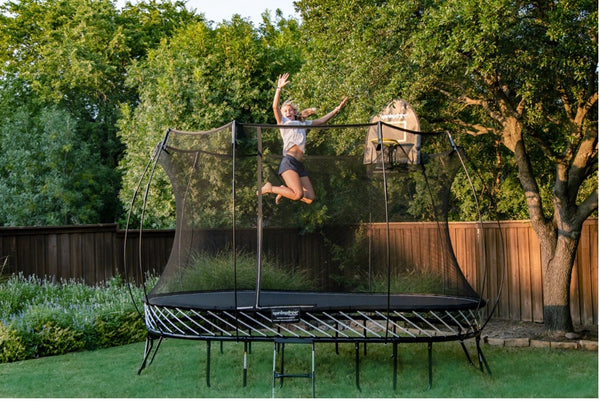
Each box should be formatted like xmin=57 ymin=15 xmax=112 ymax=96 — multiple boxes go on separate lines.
xmin=0 ymin=338 xmax=596 ymax=398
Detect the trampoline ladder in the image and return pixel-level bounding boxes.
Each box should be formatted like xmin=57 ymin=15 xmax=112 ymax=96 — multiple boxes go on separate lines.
xmin=272 ymin=338 xmax=315 ymax=398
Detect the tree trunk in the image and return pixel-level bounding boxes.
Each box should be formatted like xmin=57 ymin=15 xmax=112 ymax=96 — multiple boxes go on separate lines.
xmin=509 ymin=133 xmax=584 ymax=334
xmin=539 ymin=229 xmax=579 ymax=332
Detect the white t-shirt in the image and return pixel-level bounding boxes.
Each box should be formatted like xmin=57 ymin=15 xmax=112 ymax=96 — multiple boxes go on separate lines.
xmin=280 ymin=116 xmax=312 ymax=155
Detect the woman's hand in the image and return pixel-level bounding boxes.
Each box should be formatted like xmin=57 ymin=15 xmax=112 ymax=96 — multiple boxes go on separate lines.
xmin=337 ymin=96 xmax=349 ymax=111
xmin=277 ymin=73 xmax=290 ymax=89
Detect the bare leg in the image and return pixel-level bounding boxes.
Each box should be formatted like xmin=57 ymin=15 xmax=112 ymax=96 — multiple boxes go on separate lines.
xmin=299 ymin=176 xmax=315 ymax=204
xmin=261 ymin=171 xmax=315 ymax=204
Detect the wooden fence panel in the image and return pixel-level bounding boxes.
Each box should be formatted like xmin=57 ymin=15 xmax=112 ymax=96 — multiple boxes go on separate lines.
xmin=117 ymin=228 xmax=174 ymax=284
xmin=0 ymin=220 xmax=596 ymax=325
xmin=571 ymin=220 xmax=598 ymax=326
xmin=517 ymin=227 xmax=533 ymax=322
xmin=528 ymin=227 xmax=544 ymax=322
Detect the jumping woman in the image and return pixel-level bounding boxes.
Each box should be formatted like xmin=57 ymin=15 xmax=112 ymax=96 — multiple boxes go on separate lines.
xmin=261 ymin=72 xmax=348 ymax=204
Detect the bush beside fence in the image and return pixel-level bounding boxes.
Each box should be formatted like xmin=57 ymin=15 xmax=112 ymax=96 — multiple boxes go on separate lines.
xmin=0 ymin=275 xmax=148 ymax=363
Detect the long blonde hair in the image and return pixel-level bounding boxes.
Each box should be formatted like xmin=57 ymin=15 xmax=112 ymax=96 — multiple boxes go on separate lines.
xmin=282 ymin=100 xmax=316 ymax=121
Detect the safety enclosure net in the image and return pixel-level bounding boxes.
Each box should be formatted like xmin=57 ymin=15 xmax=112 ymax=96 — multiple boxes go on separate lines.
xmin=143 ymin=120 xmax=482 ymax=305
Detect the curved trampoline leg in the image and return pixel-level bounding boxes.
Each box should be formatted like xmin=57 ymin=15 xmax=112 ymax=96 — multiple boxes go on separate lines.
xmin=138 ymin=334 xmax=163 ymax=375
xmin=137 ymin=336 xmax=153 ymax=375
xmin=476 ymin=336 xmax=491 ymax=374
xmin=272 ymin=342 xmax=277 ymax=398
xmin=243 ymin=341 xmax=248 ymax=387
xmin=459 ymin=340 xmax=475 ymax=366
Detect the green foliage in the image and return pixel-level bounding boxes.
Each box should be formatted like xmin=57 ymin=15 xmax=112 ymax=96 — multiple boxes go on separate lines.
xmin=119 ymin=0 xmax=203 ymax=61
xmin=0 ymin=106 xmax=114 ymax=225
xmin=92 ymin=311 xmax=147 ymax=349
xmin=0 ymin=322 xmax=28 ymax=363
xmin=0 ymin=0 xmax=130 ymax=224
xmin=0 ymin=0 xmax=202 ymax=225
xmin=295 ymin=0 xmax=597 ymax=222
xmin=118 ymin=14 xmax=303 ymax=227
xmin=34 ymin=322 xmax=86 ymax=358
xmin=162 ymin=251 xmax=314 ymax=293
xmin=295 ymin=0 xmax=414 ymax=120
xmin=0 ymin=273 xmax=150 ymax=362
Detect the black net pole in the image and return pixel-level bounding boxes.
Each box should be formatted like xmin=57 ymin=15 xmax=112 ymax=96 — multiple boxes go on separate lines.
xmin=375 ymin=121 xmax=393 ymax=340
xmin=255 ymin=126 xmax=263 ymax=308
xmin=232 ymin=122 xmax=239 ymax=338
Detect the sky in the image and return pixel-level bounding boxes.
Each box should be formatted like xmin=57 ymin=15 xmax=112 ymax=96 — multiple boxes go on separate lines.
xmin=175 ymin=0 xmax=299 ymax=24
xmin=0 ymin=1 xmax=300 ymax=25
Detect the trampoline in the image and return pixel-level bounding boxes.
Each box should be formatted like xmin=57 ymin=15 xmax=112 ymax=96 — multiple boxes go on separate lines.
xmin=126 ymin=100 xmax=504 ymax=395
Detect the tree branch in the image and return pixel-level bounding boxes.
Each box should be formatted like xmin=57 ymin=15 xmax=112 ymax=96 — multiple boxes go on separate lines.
xmin=436 ymin=87 xmax=504 ymax=124
xmin=574 ymin=92 xmax=598 ymax=126
xmin=512 ymin=129 xmax=550 ymax=231
xmin=527 ymin=131 xmax=563 ymax=164
xmin=452 ymin=120 xmax=496 ymax=136
xmin=575 ymin=189 xmax=599 ymax=223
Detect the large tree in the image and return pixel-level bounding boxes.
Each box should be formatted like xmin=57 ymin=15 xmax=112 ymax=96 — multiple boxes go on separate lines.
xmin=0 ymin=0 xmax=129 ymax=223
xmin=117 ymin=12 xmax=304 ymax=227
xmin=0 ymin=105 xmax=112 ymax=225
xmin=0 ymin=0 xmax=200 ymax=224
xmin=296 ymin=0 xmax=597 ymax=332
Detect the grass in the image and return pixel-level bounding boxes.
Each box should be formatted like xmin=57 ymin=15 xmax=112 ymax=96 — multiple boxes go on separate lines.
xmin=0 ymin=338 xmax=596 ymax=398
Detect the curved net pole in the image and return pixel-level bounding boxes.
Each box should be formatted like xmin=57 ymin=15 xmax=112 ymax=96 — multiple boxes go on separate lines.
xmin=123 ymin=164 xmax=150 ymax=316
xmin=124 ymin=129 xmax=171 ymax=321
xmin=447 ymin=132 xmax=506 ymax=329
xmin=446 ymin=132 xmax=482 ymax=298
xmin=123 ymin=133 xmax=168 ymax=317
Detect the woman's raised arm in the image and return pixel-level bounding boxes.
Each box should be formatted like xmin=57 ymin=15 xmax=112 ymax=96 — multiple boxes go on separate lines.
xmin=272 ymin=73 xmax=290 ymax=124
xmin=311 ymin=96 xmax=348 ymax=125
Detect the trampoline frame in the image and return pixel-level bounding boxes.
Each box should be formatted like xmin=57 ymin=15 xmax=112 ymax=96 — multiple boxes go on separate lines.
xmin=127 ymin=121 xmax=504 ymax=396
xmin=137 ymin=290 xmax=490 ymax=392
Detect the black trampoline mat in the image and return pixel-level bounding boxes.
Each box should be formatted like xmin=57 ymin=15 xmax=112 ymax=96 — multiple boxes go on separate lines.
xmin=146 ymin=290 xmax=484 ymax=312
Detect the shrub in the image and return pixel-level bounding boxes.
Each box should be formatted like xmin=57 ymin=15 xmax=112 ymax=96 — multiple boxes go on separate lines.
xmin=0 ymin=273 xmax=152 ymax=363
xmin=0 ymin=322 xmax=27 ymax=363
xmin=35 ymin=322 xmax=86 ymax=357
xmin=92 ymin=311 xmax=146 ymax=349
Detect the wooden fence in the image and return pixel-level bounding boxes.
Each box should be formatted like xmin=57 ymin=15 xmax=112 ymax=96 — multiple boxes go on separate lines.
xmin=0 ymin=219 xmax=596 ymax=326
xmin=447 ymin=220 xmax=598 ymax=326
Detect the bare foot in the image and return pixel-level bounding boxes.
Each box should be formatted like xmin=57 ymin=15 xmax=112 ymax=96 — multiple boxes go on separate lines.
xmin=260 ymin=182 xmax=272 ymax=195
xmin=275 ymin=194 xmax=283 ymax=205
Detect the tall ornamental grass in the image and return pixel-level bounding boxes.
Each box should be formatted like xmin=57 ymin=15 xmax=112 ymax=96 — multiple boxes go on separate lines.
xmin=0 ymin=273 xmax=153 ymax=363
xmin=166 ymin=251 xmax=315 ymax=292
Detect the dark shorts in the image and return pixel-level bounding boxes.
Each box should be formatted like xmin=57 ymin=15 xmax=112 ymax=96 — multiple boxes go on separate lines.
xmin=279 ymin=154 xmax=308 ymax=177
